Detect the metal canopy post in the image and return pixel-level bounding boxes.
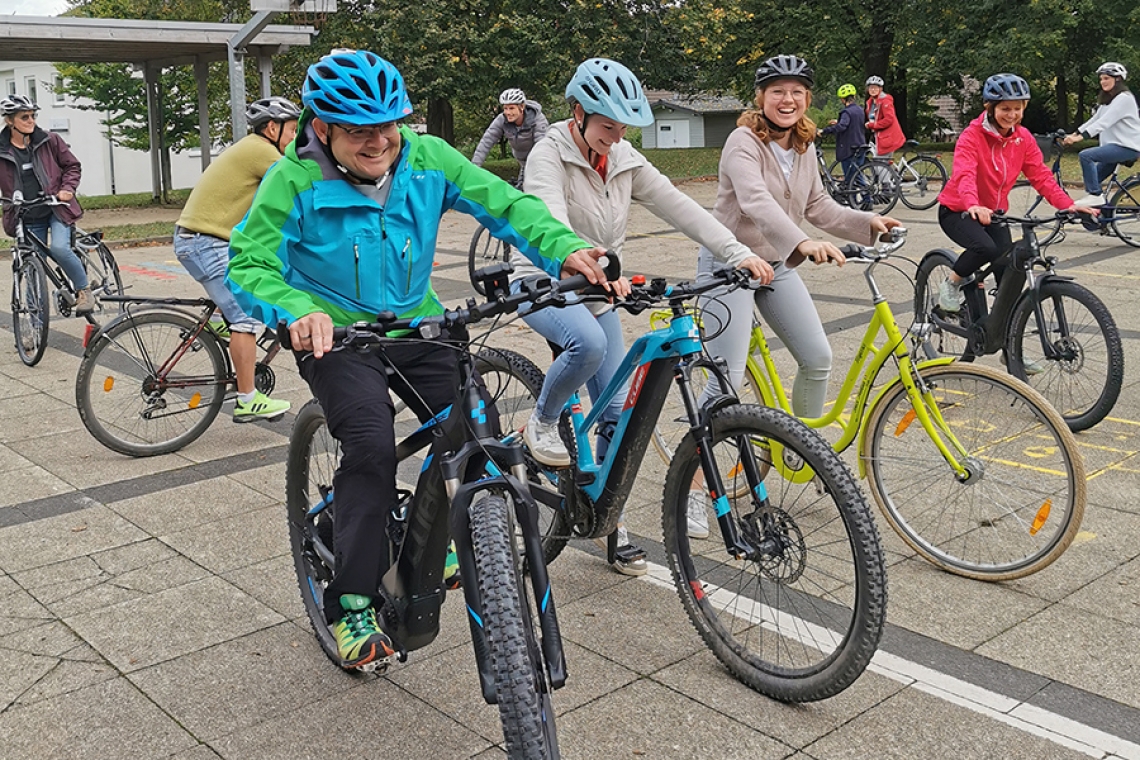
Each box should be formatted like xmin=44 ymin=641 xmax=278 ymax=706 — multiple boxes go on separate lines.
xmin=258 ymin=52 xmax=273 ymax=98
xmin=194 ymin=56 xmax=212 ymax=171
xmin=143 ymin=64 xmax=162 ymax=202
xmin=228 ymin=10 xmax=278 ymax=141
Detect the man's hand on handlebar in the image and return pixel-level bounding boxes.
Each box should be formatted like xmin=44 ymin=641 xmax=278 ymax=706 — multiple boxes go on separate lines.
xmin=289 ymin=311 xmax=334 ymax=359
xmin=560 ymin=246 xmax=610 ymax=287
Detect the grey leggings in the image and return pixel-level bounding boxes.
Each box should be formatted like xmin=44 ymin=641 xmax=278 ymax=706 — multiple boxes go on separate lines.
xmin=697 ymin=248 xmax=832 ymax=418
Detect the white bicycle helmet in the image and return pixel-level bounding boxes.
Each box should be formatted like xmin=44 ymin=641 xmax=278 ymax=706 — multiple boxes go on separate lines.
xmin=865 ymin=76 xmax=885 ymax=87
xmin=246 ymin=96 xmax=301 ymax=128
xmin=1097 ymin=62 xmax=1128 ymax=80
xmin=0 ymin=95 xmax=39 ymax=116
xmin=499 ymin=88 xmax=526 ymax=106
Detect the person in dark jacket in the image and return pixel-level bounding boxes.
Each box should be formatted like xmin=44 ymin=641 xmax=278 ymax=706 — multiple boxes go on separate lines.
xmin=0 ymin=95 xmax=92 ymax=313
xmin=471 ymin=88 xmax=549 ymax=183
xmin=821 ymin=83 xmax=866 ymax=182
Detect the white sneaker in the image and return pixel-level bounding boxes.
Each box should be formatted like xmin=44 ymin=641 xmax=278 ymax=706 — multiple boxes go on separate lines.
xmin=523 ymin=412 xmax=570 ymax=467
xmin=686 ymin=491 xmax=710 ymax=539
xmin=937 ymin=278 xmax=961 ymax=314
xmin=1072 ymin=194 xmax=1106 ymax=207
xmin=1022 ymin=358 xmax=1046 ymax=376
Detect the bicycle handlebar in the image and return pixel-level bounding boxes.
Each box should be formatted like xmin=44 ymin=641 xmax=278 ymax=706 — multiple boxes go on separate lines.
xmin=838 ymin=226 xmax=909 ymax=261
xmin=0 ymin=192 xmax=64 ymax=208
xmin=987 ymin=210 xmax=1087 ymax=227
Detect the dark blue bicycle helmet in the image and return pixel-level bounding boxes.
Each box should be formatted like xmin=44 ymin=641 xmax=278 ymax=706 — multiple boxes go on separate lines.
xmin=982 ymin=74 xmax=1031 ymax=103
xmin=302 ymin=49 xmax=413 ymax=125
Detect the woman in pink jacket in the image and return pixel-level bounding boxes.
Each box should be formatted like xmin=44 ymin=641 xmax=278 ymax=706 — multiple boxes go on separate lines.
xmin=935 ymin=74 xmax=1096 ymax=314
xmin=864 ymin=76 xmax=905 ymax=156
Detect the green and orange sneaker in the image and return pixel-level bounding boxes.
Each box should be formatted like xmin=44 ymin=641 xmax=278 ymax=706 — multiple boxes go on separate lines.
xmin=333 ymin=594 xmax=395 ymax=670
xmin=443 ymin=540 xmax=461 ymax=590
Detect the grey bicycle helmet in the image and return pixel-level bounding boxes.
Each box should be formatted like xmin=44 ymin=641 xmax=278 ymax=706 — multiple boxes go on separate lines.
xmin=246 ymin=96 xmax=301 ymax=128
xmin=982 ymin=73 xmax=1031 ymax=103
xmin=565 ymin=58 xmax=653 ymax=127
xmin=754 ymin=55 xmax=815 ymax=89
xmin=1097 ymin=62 xmax=1128 ymax=80
xmin=865 ymin=76 xmax=885 ymax=87
xmin=0 ymin=95 xmax=39 ymax=116
xmin=498 ymin=88 xmax=526 ymax=106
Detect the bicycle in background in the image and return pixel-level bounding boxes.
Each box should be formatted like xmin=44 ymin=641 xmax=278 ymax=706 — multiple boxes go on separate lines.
xmin=3 ymin=191 xmax=124 ymax=366
xmin=892 ymin=140 xmax=947 ymax=210
xmin=467 ymin=176 xmax=522 ymax=295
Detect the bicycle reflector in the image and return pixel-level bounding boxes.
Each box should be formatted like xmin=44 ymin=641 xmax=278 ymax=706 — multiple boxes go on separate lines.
xmin=1030 ymin=499 xmax=1052 ymax=536
xmin=631 ymin=275 xmax=646 ymax=285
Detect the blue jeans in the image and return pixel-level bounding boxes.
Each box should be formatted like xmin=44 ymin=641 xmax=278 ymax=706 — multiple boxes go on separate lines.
xmin=512 ymin=280 xmax=628 ymax=458
xmin=174 ymin=228 xmax=260 ymax=333
xmin=1078 ymin=143 xmax=1140 ymax=194
xmin=26 ymin=215 xmax=87 ymax=290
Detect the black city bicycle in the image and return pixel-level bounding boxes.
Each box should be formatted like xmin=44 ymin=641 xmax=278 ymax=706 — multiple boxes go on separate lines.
xmin=1009 ymin=129 xmax=1140 ymax=247
xmin=843 ymin=145 xmax=901 ymax=214
xmin=486 ymin=263 xmax=887 ymax=702
xmin=3 ymin=191 xmax=124 ymax=366
xmin=285 ymin=267 xmax=607 ymax=759
xmin=76 ymin=296 xmax=283 ymax=456
xmin=915 ymin=211 xmax=1123 ymax=431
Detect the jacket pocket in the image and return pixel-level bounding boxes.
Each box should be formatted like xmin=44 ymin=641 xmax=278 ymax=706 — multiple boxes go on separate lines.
xmin=352 ymin=230 xmax=384 ymax=304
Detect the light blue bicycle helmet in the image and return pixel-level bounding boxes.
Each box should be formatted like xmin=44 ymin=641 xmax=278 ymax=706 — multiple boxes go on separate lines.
xmin=302 ymin=49 xmax=413 ymax=125
xmin=982 ymin=74 xmax=1031 ymax=103
xmin=565 ymin=58 xmax=654 ymax=128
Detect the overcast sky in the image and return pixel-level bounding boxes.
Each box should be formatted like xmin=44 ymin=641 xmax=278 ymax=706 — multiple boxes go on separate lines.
xmin=0 ymin=0 xmax=71 ymax=15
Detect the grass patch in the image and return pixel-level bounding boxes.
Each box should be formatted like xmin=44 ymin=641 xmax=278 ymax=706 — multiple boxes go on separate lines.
xmin=78 ymin=189 xmax=191 ymax=210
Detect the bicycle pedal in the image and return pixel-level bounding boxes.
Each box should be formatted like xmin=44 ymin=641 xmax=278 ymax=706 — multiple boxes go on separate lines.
xmin=353 ymin=654 xmax=395 ymax=675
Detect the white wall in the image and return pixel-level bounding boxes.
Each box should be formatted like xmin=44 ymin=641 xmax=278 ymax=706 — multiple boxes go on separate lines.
xmin=0 ymin=60 xmax=208 ymax=196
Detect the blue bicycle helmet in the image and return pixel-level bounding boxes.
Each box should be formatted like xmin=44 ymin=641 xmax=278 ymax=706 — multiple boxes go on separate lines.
xmin=982 ymin=74 xmax=1031 ymax=103
xmin=565 ymin=58 xmax=654 ymax=128
xmin=302 ymin=49 xmax=413 ymax=125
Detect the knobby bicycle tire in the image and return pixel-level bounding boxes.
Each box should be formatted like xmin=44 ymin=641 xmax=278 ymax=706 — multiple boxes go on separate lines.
xmin=862 ymin=362 xmax=1085 ymax=581
xmin=1108 ymin=178 xmax=1140 ymax=248
xmin=76 ymin=310 xmax=228 ymax=456
xmin=897 ymin=156 xmax=947 ymax=211
xmin=286 ymin=399 xmax=343 ymax=667
xmin=468 ymin=225 xmax=512 ymax=296
xmin=470 ymin=494 xmax=558 ymax=759
xmin=13 ymin=255 xmax=49 ymax=366
xmin=662 ymin=404 xmax=887 ymax=702
xmin=1007 ymin=279 xmax=1123 ymax=432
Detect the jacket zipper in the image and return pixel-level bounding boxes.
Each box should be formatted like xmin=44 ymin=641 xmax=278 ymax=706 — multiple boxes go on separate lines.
xmin=403 ymin=238 xmax=412 ymax=293
xmin=353 ymin=243 xmax=361 ymax=298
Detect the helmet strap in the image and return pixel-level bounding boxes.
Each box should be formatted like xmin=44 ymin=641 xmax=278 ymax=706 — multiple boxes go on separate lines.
xmin=760 ymin=109 xmax=791 ymax=136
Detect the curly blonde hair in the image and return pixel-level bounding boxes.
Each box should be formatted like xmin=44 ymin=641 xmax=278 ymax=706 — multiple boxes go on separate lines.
xmin=738 ymin=86 xmax=817 ymax=154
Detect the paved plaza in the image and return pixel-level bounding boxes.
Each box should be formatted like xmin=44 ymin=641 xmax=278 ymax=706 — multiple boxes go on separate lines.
xmin=1 ymin=181 xmax=1139 ymax=759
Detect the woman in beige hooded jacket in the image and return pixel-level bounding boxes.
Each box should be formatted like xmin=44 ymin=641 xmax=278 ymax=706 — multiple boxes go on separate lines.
xmin=510 ymin=58 xmax=771 ymax=572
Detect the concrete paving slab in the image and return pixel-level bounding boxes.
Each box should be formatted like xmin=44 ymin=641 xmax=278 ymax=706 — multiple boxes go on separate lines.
xmin=108 ymin=475 xmax=278 ymax=537
xmin=6 ymin=426 xmax=196 ymax=488
xmin=0 ymin=504 xmax=148 ymax=573
xmin=1062 ymin=555 xmax=1140 ymax=627
xmin=234 ymin=461 xmax=287 ymax=502
xmin=0 ymin=677 xmax=198 ymax=760
xmin=64 ymin=575 xmax=284 ymax=672
xmin=0 ymin=620 xmax=116 ymax=708
xmin=0 ymin=465 xmax=75 ymax=509
xmin=0 ymin=571 xmax=52 ymax=636
xmin=159 ymin=503 xmax=289 ymax=575
xmin=221 ymin=552 xmax=307 ymax=622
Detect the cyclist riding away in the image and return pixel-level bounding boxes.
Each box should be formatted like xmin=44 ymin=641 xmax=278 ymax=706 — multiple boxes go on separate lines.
xmin=516 ymin=57 xmax=771 ymax=565
xmin=821 ymin=83 xmax=867 ymax=182
xmin=864 ymin=76 xmax=905 ymax=157
xmin=226 ymin=49 xmax=606 ymax=670
xmin=174 ymin=96 xmax=300 ymax=422
xmin=1062 ymin=62 xmax=1140 ymax=207
xmin=471 ymin=88 xmax=550 ymax=184
xmin=935 ymin=74 xmax=1097 ymax=317
xmin=0 ymin=94 xmax=93 ymax=316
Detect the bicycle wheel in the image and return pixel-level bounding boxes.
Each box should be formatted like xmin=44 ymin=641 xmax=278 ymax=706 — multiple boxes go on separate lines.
xmin=846 ymin=161 xmax=899 ymax=214
xmin=863 ymin=362 xmax=1085 ymax=581
xmin=1007 ymin=280 xmax=1123 ymax=432
xmin=12 ymin=255 xmax=49 ymax=366
xmin=470 ymin=493 xmax=558 ymax=758
xmin=83 ymin=238 xmax=126 ymax=310
xmin=1007 ymin=182 xmax=1062 ymax=246
xmin=1108 ymin=177 xmax=1140 ymax=248
xmin=76 ymin=310 xmax=228 ymax=456
xmin=914 ymin=249 xmax=971 ymax=359
xmin=824 ymin=158 xmax=850 ymax=204
xmin=285 ymin=399 xmax=343 ymax=667
xmin=898 ymin=156 xmax=947 ymax=211
xmin=468 ymin=225 xmax=511 ymax=296
xmin=662 ymin=405 xmax=886 ymax=702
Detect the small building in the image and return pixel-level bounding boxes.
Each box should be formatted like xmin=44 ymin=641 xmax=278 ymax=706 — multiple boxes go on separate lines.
xmin=642 ymin=90 xmax=748 ymax=150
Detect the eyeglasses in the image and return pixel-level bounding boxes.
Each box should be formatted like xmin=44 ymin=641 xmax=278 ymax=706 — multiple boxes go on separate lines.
xmin=333 ymin=122 xmax=399 ymax=140
xmin=766 ymin=88 xmax=809 ymax=102
xmin=14 ymin=113 xmax=36 ymax=122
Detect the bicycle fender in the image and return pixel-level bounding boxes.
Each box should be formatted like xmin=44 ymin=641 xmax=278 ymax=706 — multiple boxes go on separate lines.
xmin=856 ymin=356 xmax=957 ymax=479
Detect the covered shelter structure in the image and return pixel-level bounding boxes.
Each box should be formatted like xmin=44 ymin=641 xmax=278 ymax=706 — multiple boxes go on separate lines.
xmin=0 ymin=14 xmax=316 ymax=199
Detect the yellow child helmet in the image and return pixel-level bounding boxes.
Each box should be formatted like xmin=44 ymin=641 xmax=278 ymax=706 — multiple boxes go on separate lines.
xmin=837 ymin=84 xmax=857 ymax=99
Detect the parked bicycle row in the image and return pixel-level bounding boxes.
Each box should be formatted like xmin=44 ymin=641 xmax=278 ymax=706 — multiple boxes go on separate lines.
xmin=2 ymin=49 xmax=1133 ymax=760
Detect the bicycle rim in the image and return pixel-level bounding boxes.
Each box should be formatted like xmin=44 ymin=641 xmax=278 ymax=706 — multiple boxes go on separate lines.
xmin=663 ymin=405 xmax=886 ymax=702
xmin=13 ymin=256 xmax=49 ymax=366
xmin=847 ymin=162 xmax=899 ymax=214
xmin=1008 ymin=280 xmax=1123 ymax=432
xmin=1109 ymin=180 xmax=1140 ymax=247
xmin=898 ymin=156 xmax=946 ymax=210
xmin=468 ymin=226 xmax=511 ymax=296
xmin=76 ymin=311 xmax=228 ymax=456
xmin=863 ymin=363 xmax=1085 ymax=580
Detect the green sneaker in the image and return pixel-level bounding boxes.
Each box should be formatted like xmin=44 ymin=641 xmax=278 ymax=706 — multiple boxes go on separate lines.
xmin=207 ymin=316 xmax=231 ymax=339
xmin=443 ymin=540 xmax=461 ymax=590
xmin=233 ymin=391 xmax=290 ymax=423
xmin=333 ymin=594 xmax=395 ymax=669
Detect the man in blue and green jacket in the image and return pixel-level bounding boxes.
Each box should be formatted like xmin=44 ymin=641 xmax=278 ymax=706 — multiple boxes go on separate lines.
xmin=227 ymin=49 xmax=607 ymax=670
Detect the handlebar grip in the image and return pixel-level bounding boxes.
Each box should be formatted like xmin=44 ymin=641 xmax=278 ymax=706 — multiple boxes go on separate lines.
xmin=556 ymin=254 xmax=621 ymax=294
xmin=275 ymin=320 xmax=293 ymax=351
xmin=839 ymin=243 xmax=867 ymax=259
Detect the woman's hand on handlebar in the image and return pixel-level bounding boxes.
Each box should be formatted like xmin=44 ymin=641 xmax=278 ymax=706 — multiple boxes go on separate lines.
xmin=795 ymin=239 xmax=846 ymax=267
xmin=739 ymin=255 xmax=775 ymax=285
xmin=967 ymin=205 xmax=993 ymax=225
xmin=1062 ymin=133 xmax=1081 ymax=146
xmin=560 ymin=246 xmax=609 ymax=287
xmin=871 ymin=215 xmax=903 ymax=239
xmin=290 ymin=311 xmax=334 ymax=358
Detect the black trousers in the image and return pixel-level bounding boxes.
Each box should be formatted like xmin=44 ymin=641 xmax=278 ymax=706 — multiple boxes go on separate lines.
xmin=938 ymin=205 xmax=1013 ymax=279
xmin=296 ymin=335 xmax=494 ymax=623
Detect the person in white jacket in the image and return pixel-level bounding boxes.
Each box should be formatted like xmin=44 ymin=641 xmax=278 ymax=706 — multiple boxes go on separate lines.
xmin=1062 ymin=62 xmax=1140 ymax=206
xmin=511 ymin=58 xmax=772 ymax=573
